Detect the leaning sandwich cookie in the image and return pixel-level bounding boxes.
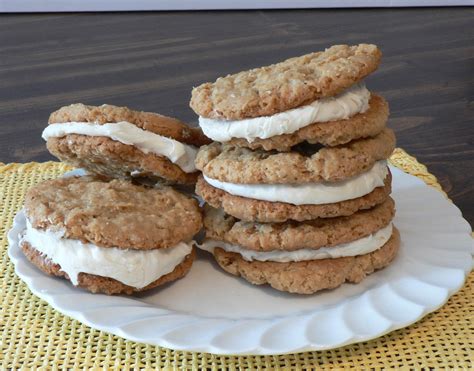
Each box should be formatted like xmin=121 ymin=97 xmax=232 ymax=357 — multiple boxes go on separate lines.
xmin=43 ymin=104 xmax=210 ymax=185
xmin=20 ymin=176 xmax=202 ymax=295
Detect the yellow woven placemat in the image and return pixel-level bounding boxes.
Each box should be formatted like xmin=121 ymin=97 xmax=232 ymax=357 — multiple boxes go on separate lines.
xmin=1 ymin=148 xmax=472 ymax=369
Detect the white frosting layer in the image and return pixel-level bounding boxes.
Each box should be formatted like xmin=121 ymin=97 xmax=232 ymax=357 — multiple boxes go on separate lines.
xmin=204 ymin=160 xmax=388 ymax=205
xmin=21 ymin=220 xmax=192 ymax=288
xmin=42 ymin=121 xmax=198 ymax=173
xmin=200 ymin=223 xmax=393 ymax=262
xmin=199 ymin=83 xmax=370 ymax=142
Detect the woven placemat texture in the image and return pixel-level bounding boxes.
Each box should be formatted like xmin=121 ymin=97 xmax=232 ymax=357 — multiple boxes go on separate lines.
xmin=0 ymin=149 xmax=472 ymax=369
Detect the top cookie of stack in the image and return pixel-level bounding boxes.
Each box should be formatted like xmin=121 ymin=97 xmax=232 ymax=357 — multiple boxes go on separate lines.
xmin=191 ymin=44 xmax=399 ymax=294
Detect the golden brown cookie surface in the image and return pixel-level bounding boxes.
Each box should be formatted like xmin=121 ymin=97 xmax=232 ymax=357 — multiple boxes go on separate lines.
xmin=191 ymin=44 xmax=381 ymax=120
xmin=47 ymin=135 xmax=199 ymax=185
xmin=204 ymin=198 xmax=395 ymax=251
xmin=211 ymin=228 xmax=400 ymax=294
xmin=196 ymin=128 xmax=395 ymax=184
xmin=24 ymin=176 xmax=202 ymax=250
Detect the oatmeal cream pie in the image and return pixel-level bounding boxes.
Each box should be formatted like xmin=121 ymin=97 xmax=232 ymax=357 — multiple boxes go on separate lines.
xmin=43 ymin=104 xmax=210 ymax=184
xmin=191 ymin=44 xmax=386 ymax=151
xmin=195 ymin=129 xmax=395 ymax=222
xmin=20 ymin=176 xmax=202 ymax=295
xmin=199 ymin=201 xmax=399 ymax=294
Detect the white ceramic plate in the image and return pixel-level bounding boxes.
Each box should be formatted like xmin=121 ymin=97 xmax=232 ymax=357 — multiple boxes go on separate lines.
xmin=8 ymin=166 xmax=473 ymax=355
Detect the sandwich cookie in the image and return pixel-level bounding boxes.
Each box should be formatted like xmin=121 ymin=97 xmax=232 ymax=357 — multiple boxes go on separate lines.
xmin=199 ymin=200 xmax=399 ymax=294
xmin=192 ymin=44 xmax=386 ymax=152
xmin=20 ymin=176 xmax=202 ymax=295
xmin=43 ymin=104 xmax=210 ymax=184
xmin=195 ymin=130 xmax=395 ymax=222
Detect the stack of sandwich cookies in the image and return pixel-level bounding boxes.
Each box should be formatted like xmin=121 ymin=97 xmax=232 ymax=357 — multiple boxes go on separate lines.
xmin=20 ymin=176 xmax=201 ymax=295
xmin=43 ymin=104 xmax=210 ymax=185
xmin=192 ymin=44 xmax=400 ymax=293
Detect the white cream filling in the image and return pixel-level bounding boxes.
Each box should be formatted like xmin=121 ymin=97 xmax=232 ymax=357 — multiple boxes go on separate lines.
xmin=21 ymin=220 xmax=192 ymax=288
xmin=204 ymin=160 xmax=388 ymax=205
xmin=199 ymin=82 xmax=370 ymax=142
xmin=42 ymin=121 xmax=198 ymax=173
xmin=199 ymin=223 xmax=393 ymax=262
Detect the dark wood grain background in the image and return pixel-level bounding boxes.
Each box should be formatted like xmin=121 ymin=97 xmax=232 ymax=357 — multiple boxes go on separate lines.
xmin=1 ymin=9 xmax=473 ymax=225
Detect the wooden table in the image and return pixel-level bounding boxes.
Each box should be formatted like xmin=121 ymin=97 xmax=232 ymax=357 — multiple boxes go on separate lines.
xmin=1 ymin=9 xmax=473 ymax=225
